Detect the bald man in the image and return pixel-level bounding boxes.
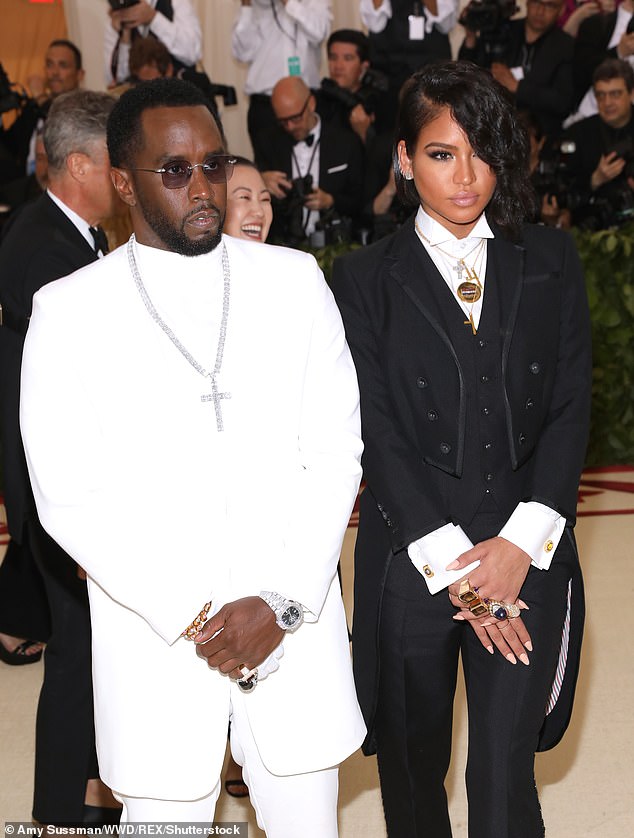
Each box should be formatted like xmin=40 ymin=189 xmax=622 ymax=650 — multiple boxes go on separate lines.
xmin=260 ymin=76 xmax=366 ymax=244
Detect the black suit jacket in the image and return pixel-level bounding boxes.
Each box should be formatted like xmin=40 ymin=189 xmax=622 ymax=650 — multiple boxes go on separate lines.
xmin=257 ymin=118 xmax=366 ymax=224
xmin=331 ymin=218 xmax=591 ymax=753
xmin=0 ymin=192 xmax=98 ymax=538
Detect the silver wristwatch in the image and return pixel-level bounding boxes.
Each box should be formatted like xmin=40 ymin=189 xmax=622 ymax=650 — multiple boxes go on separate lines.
xmin=259 ymin=590 xmax=304 ymax=632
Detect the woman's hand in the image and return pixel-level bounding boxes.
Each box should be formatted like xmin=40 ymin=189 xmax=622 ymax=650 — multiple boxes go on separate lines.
xmin=453 ymin=608 xmax=532 ymax=665
xmin=446 ymin=536 xmax=531 ymax=606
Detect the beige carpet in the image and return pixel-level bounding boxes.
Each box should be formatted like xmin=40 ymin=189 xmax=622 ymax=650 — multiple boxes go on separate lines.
xmin=1 ymin=468 xmax=633 ymax=835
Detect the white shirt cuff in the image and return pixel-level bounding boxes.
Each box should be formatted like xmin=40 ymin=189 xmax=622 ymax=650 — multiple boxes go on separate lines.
xmin=498 ymin=501 xmax=565 ymax=571
xmin=407 ymin=523 xmax=479 ymax=594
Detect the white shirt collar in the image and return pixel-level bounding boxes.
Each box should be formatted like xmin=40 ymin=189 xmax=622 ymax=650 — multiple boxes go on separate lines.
xmin=47 ymin=188 xmax=95 ymax=251
xmin=415 ymin=205 xmax=494 ymax=250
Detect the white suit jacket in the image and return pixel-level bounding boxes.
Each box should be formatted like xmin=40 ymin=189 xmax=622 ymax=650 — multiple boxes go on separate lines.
xmin=20 ymin=235 xmax=366 ymax=800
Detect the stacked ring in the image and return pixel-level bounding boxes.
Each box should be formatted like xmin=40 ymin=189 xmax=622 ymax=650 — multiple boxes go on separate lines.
xmin=237 ymin=666 xmax=259 ymax=693
xmin=457 ymin=580 xmax=488 ymax=617
xmin=486 ymin=600 xmax=520 ymax=620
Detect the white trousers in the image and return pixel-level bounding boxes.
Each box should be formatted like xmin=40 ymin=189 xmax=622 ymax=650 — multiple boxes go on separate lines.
xmin=115 ymin=683 xmax=340 ymax=838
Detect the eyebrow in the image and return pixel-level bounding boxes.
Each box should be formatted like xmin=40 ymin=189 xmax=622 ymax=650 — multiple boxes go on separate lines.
xmin=423 ymin=142 xmax=458 ymax=150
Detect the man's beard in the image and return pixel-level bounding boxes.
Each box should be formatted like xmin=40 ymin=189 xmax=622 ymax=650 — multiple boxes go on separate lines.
xmin=138 ymin=194 xmax=225 ymax=257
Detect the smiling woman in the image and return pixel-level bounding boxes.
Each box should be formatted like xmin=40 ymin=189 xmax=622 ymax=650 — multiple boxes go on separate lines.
xmin=223 ymin=156 xmax=272 ymax=243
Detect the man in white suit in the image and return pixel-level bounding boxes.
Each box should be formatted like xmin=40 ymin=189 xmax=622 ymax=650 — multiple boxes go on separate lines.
xmin=19 ymin=78 xmax=365 ymax=836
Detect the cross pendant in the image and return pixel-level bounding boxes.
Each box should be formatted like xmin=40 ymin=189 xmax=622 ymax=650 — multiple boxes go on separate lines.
xmin=201 ymin=374 xmax=231 ymax=432
xmin=452 ymin=260 xmax=465 ymax=284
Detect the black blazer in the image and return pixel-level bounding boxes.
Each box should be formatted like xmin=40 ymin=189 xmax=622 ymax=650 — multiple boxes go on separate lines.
xmin=331 ymin=218 xmax=592 ymax=753
xmin=0 ymin=192 xmax=98 ymax=538
xmin=257 ymin=117 xmax=366 ymax=223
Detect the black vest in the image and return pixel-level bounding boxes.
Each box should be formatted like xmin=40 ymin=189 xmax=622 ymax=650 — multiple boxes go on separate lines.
xmin=423 ymin=256 xmax=524 ymax=528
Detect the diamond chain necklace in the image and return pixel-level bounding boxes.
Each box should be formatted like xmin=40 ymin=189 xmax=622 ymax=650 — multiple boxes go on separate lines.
xmin=126 ymin=234 xmax=231 ymax=432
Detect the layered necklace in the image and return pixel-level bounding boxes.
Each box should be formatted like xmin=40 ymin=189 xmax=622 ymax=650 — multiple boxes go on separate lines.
xmin=415 ymin=221 xmax=486 ymax=335
xmin=127 ymin=235 xmax=231 ymax=432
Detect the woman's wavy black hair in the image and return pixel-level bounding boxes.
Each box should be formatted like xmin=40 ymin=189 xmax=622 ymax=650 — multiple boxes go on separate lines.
xmin=395 ymin=60 xmax=537 ymax=239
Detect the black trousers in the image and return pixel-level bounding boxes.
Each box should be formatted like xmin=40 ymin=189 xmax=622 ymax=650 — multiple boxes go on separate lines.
xmin=374 ymin=512 xmax=577 ymax=838
xmin=0 ymin=533 xmax=50 ymax=639
xmin=247 ymin=95 xmax=280 ymax=169
xmin=28 ymin=517 xmax=99 ymax=823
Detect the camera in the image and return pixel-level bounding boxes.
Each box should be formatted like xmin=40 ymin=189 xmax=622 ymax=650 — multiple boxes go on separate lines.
xmin=461 ymin=0 xmax=518 ymax=63
xmin=0 ymin=63 xmax=31 ymax=116
xmin=208 ymin=83 xmax=237 ymax=108
xmin=274 ymin=174 xmax=314 ymax=243
xmin=319 ymin=68 xmax=389 ymax=118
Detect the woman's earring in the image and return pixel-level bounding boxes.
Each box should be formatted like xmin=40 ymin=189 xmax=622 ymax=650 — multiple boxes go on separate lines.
xmin=404 ymin=171 xmax=414 ymax=181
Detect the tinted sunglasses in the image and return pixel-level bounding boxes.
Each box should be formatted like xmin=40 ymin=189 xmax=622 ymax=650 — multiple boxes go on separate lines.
xmin=127 ymin=154 xmax=237 ymax=189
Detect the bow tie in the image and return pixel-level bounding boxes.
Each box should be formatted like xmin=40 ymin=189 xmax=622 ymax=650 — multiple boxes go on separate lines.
xmin=294 ymin=133 xmax=315 ymax=147
xmin=89 ymin=225 xmax=109 ymax=255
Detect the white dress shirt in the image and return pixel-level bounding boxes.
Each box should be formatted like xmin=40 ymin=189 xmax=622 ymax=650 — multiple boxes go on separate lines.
xmin=407 ymin=207 xmax=565 ymax=593
xmin=232 ymin=0 xmax=332 ymax=95
xmin=360 ymin=0 xmax=459 ymax=36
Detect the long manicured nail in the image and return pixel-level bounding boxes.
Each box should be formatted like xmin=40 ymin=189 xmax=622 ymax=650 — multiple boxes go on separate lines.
xmin=453 ymin=613 xmax=466 ymax=621
xmin=518 ymin=599 xmax=529 ymax=610
xmin=525 ymin=640 xmax=533 ymax=652
xmin=506 ymin=653 xmax=517 ymax=664
xmin=486 ymin=646 xmax=494 ymax=655
xmin=445 ymin=560 xmax=459 ymax=570
xmin=519 ymin=653 xmax=530 ymax=666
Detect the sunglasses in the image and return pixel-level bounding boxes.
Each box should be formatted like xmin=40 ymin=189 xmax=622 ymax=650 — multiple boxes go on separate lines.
xmin=127 ymin=154 xmax=237 ymax=189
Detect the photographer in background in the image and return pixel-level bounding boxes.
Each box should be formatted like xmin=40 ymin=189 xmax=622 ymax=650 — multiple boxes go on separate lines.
xmin=2 ymin=40 xmax=84 ymax=181
xmin=459 ymin=0 xmax=575 ymax=138
xmin=232 ymin=0 xmax=331 ymax=171
xmin=317 ymin=29 xmax=389 ymax=144
xmin=105 ymin=0 xmax=202 ymax=86
xmin=260 ymin=76 xmax=365 ymax=246
xmin=563 ymin=58 xmax=634 ymax=227
xmin=360 ymin=0 xmax=459 ymax=126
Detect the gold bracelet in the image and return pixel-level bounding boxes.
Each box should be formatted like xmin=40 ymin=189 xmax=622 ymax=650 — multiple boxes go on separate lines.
xmin=181 ymin=601 xmax=212 ymax=640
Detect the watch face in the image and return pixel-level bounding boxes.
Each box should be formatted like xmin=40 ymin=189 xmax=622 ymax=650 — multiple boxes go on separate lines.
xmin=281 ymin=605 xmax=301 ymax=627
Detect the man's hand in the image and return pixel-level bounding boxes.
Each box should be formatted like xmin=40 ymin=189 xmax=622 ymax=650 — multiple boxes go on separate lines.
xmin=617 ymin=31 xmax=634 ymax=59
xmin=304 ymin=187 xmax=334 ymax=211
xmin=109 ymin=1 xmax=156 ymax=33
xmin=591 ymin=151 xmax=626 ymax=190
xmin=349 ymin=104 xmax=374 ymax=144
xmin=446 ymin=536 xmax=532 ymax=606
xmin=262 ymin=170 xmax=292 ymax=199
xmin=194 ymin=596 xmax=283 ymax=679
xmin=490 ymin=62 xmax=519 ymax=94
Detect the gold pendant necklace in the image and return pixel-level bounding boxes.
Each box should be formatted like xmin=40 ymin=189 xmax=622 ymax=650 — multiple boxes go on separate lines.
xmin=415 ymin=221 xmax=486 ymax=335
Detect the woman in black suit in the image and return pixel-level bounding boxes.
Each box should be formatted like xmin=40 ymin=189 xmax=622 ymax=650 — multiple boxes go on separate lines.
xmin=331 ymin=61 xmax=592 ymax=838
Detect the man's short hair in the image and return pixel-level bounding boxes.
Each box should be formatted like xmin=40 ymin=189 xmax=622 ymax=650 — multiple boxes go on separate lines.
xmin=107 ymin=77 xmax=225 ymax=169
xmin=44 ymin=90 xmax=115 ymax=172
xmin=129 ymin=37 xmax=172 ymax=78
xmin=327 ymin=29 xmax=370 ymax=64
xmin=593 ymin=58 xmax=634 ymax=93
xmin=48 ymin=39 xmax=83 ymax=71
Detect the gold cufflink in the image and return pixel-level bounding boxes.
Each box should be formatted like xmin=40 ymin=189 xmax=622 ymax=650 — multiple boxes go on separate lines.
xmin=423 ymin=564 xmax=434 ymax=578
xmin=544 ymin=540 xmax=554 ymax=552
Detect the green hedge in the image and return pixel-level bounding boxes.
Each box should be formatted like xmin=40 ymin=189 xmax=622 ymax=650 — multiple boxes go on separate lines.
xmin=313 ymin=226 xmax=634 ymax=468
xmin=574 ymin=224 xmax=634 ymax=465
